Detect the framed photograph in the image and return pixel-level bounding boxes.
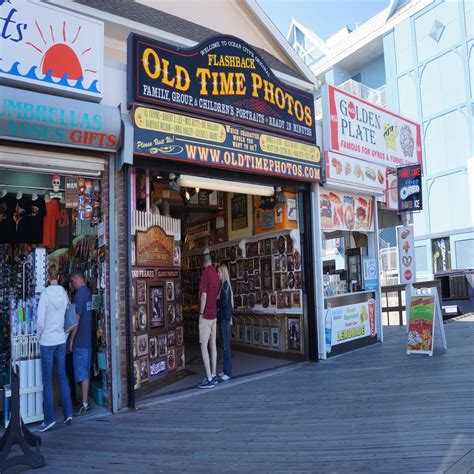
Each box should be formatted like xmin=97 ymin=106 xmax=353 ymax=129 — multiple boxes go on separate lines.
xmin=132 ymin=312 xmax=137 ymax=334
xmin=132 ymin=336 xmax=137 ymax=358
xmin=277 ymin=292 xmax=285 ymax=309
xmin=166 ymin=281 xmax=175 ymax=301
xmin=271 ymin=238 xmax=278 ymax=254
xmin=273 ymin=255 xmax=281 ymax=272
xmin=175 ymin=304 xmax=183 ymax=323
xmin=149 ymin=337 xmax=158 ymax=359
xmin=230 ymin=262 xmax=237 ymax=279
xmin=248 ymin=293 xmax=255 ymax=309
xmin=168 ymin=330 xmax=176 ymax=347
xmin=255 ymin=290 xmax=262 ymax=305
xmin=287 ymin=199 xmax=297 ymax=221
xmin=237 ymin=260 xmax=244 ymax=279
xmin=131 ymin=282 xmax=137 ymax=306
xmin=292 ymin=291 xmax=301 ymax=307
xmin=286 ymin=235 xmax=294 ymax=253
xmin=176 ymin=326 xmax=184 ymax=346
xmin=247 ymin=258 xmax=254 ymax=273
xmin=149 ymin=287 xmax=164 ymax=328
xmin=280 ymin=255 xmax=287 ymax=272
xmin=295 ymin=272 xmax=302 ymax=289
xmin=248 ymin=275 xmax=255 ymax=292
xmin=176 ymin=346 xmax=185 ymax=368
xmin=230 ymin=246 xmax=237 ymax=262
xmin=258 ymin=240 xmax=264 ymax=256
xmin=287 ymin=317 xmax=301 ymax=351
xmin=287 ymin=254 xmax=295 ymax=272
xmin=277 ymin=235 xmax=286 ymax=255
xmin=245 ymin=325 xmax=252 ymax=344
xmin=262 ymin=292 xmax=270 ymax=308
xmin=158 ymin=334 xmax=167 ymax=357
xmin=175 ymin=280 xmax=182 ymax=300
xmin=288 ymin=272 xmax=295 ymax=289
xmin=270 ymin=294 xmax=277 ymax=306
xmin=237 ymin=324 xmax=243 ymax=342
xmin=253 ymin=326 xmax=261 ymax=345
xmin=139 ymin=357 xmax=149 ymax=383
xmin=281 ymin=273 xmax=288 ymax=290
xmin=243 ymin=271 xmax=249 ymax=283
xmin=271 ymin=327 xmax=280 ymax=348
xmin=167 ymin=303 xmax=176 ymax=325
xmin=173 ymin=245 xmax=181 ymax=266
xmin=284 ymin=292 xmax=291 ymax=308
xmin=264 ymin=238 xmax=272 ymax=255
xmin=254 ymin=270 xmax=261 ymax=289
xmin=262 ymin=327 xmax=270 ymax=347
xmin=260 ymin=258 xmax=273 ymax=291
xmin=137 ymin=305 xmax=147 ymax=331
xmin=137 ymin=334 xmax=149 ymax=357
xmin=294 ymin=251 xmax=301 ymax=271
xmin=133 ymin=361 xmax=141 ymax=389
xmin=167 ymin=348 xmax=176 ymax=370
xmin=274 ymin=273 xmax=282 ymax=291
xmin=137 ymin=281 xmax=147 ymax=305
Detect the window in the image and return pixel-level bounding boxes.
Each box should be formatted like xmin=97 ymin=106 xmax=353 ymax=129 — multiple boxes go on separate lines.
xmin=455 ymin=239 xmax=474 ymax=269
xmin=432 ymin=237 xmax=451 ymax=273
xmin=415 ymin=245 xmax=428 ymax=272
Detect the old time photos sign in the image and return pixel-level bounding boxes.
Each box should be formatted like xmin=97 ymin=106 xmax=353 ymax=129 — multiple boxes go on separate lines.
xmin=128 ymin=34 xmax=316 ymax=144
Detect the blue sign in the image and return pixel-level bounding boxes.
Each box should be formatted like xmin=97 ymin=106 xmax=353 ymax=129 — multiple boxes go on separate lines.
xmin=363 ymin=258 xmax=379 ymax=291
xmin=397 ymin=164 xmax=423 ymax=212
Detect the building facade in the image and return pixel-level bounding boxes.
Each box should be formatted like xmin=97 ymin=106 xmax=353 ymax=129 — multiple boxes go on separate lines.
xmin=288 ymin=0 xmax=474 ymax=281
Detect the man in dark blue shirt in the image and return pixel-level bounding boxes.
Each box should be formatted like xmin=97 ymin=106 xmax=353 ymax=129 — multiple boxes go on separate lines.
xmin=69 ymin=268 xmax=93 ymax=416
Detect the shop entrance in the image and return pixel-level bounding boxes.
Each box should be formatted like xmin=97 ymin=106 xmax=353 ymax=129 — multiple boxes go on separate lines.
xmin=130 ymin=166 xmax=315 ymax=399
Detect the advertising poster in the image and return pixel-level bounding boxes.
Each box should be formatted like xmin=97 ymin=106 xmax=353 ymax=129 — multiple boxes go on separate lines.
xmin=397 ymin=164 xmax=423 ymax=212
xmin=128 ymin=34 xmax=316 ymax=143
xmin=326 ymin=298 xmax=376 ymax=350
xmin=385 ymin=169 xmax=398 ymax=210
xmin=133 ymin=106 xmax=321 ymax=182
xmin=320 ymin=189 xmax=374 ymax=232
xmin=363 ymin=258 xmax=379 ymax=291
xmin=407 ymin=295 xmax=435 ymax=354
xmin=323 ymin=85 xmax=422 ymax=168
xmin=397 ymin=225 xmax=416 ymax=285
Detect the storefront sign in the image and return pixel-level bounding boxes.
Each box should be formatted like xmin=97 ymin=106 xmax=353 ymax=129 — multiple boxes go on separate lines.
xmin=397 ymin=225 xmax=416 ymax=284
xmin=363 ymin=258 xmax=379 ymax=291
xmin=136 ymin=226 xmax=174 ymax=267
xmin=323 ymin=85 xmax=422 ymax=168
xmin=65 ymin=177 xmax=78 ymax=208
xmin=397 ymin=164 xmax=422 ymax=212
xmin=320 ymin=189 xmax=374 ymax=232
xmin=326 ymin=151 xmax=386 ymax=194
xmin=132 ymin=268 xmax=180 ymax=279
xmin=128 ymin=34 xmax=315 ymax=143
xmin=133 ymin=106 xmax=320 ymax=182
xmin=0 ymin=86 xmax=120 ymax=151
xmin=231 ymin=194 xmax=248 ymax=231
xmin=407 ymin=295 xmax=435 ymax=354
xmin=0 ymin=0 xmax=103 ymax=99
xmin=325 ymin=297 xmax=376 ymax=350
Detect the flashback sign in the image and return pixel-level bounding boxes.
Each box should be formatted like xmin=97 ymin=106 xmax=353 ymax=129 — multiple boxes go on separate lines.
xmin=323 ymin=85 xmax=422 ymax=167
xmin=397 ymin=164 xmax=422 ymax=212
xmin=133 ymin=106 xmax=321 ymax=182
xmin=128 ymin=34 xmax=316 ymax=143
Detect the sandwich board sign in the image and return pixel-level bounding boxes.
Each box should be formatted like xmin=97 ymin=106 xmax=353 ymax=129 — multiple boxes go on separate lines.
xmin=407 ymin=288 xmax=447 ymax=356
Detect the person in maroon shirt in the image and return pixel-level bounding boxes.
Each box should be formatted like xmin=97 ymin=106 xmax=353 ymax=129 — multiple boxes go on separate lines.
xmin=198 ymin=253 xmax=220 ymax=389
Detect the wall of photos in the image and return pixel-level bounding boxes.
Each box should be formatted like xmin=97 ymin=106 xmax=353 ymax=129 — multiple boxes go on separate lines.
xmin=182 ymin=230 xmax=304 ymax=355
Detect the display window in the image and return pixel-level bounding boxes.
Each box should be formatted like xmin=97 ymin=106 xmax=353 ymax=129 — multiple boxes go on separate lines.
xmin=129 ymin=169 xmax=308 ymax=396
xmin=0 ymin=168 xmax=108 ymax=425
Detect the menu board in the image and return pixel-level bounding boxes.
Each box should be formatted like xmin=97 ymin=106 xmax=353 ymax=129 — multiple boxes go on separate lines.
xmin=407 ymin=295 xmax=435 ymax=355
xmin=320 ymin=190 xmax=374 ymax=232
xmin=397 ymin=225 xmax=416 ymax=284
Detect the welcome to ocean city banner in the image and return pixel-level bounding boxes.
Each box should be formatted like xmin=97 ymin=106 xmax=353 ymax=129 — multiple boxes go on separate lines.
xmin=322 ymin=85 xmax=422 ymax=168
xmin=128 ymin=34 xmax=316 ymax=144
xmin=133 ymin=106 xmax=321 ymax=182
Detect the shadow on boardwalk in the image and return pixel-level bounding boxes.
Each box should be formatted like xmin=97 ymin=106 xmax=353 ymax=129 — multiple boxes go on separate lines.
xmin=5 ymin=317 xmax=474 ymax=473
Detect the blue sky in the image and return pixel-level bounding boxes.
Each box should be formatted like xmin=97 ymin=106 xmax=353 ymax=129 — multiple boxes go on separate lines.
xmin=259 ymin=0 xmax=389 ymax=40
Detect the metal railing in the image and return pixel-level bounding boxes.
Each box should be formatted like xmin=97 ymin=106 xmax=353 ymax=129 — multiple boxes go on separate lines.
xmin=338 ymin=79 xmax=387 ymax=108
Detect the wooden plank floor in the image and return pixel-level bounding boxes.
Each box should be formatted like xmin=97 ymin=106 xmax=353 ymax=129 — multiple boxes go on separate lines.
xmin=4 ymin=316 xmax=474 ymax=473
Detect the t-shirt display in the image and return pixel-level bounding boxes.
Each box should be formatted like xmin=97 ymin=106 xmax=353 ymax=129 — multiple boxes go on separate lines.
xmin=28 ymin=196 xmax=46 ymax=244
xmin=0 ymin=193 xmax=15 ymax=244
xmin=56 ymin=207 xmax=73 ymax=248
xmin=42 ymin=199 xmax=60 ymax=249
xmin=13 ymin=196 xmax=31 ymax=243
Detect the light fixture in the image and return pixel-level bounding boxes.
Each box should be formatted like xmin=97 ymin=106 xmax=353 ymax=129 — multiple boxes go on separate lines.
xmin=177 ymin=175 xmax=274 ymax=197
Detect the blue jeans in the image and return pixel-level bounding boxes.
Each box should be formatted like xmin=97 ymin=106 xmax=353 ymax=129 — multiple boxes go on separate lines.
xmin=40 ymin=343 xmax=73 ymax=424
xmin=219 ymin=320 xmax=232 ymax=377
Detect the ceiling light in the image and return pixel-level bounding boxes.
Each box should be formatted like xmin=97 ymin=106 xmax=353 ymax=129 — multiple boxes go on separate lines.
xmin=177 ymin=175 xmax=274 ymax=196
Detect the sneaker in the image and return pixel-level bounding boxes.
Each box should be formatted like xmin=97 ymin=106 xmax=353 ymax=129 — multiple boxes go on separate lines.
xmin=74 ymin=403 xmax=91 ymax=416
xmin=38 ymin=421 xmax=56 ymax=432
xmin=220 ymin=374 xmax=231 ymax=381
xmin=211 ymin=376 xmax=218 ymax=385
xmin=218 ymin=372 xmax=225 ymax=377
xmin=198 ymin=378 xmax=215 ymax=389
xmin=64 ymin=416 xmax=73 ymax=425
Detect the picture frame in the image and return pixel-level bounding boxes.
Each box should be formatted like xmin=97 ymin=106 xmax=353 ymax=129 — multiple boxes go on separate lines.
xmin=237 ymin=324 xmax=243 ymax=342
xmin=137 ymin=305 xmax=147 ymax=331
xmin=132 ymin=336 xmax=137 ymax=358
xmin=253 ymin=326 xmax=261 ymax=345
xmin=149 ymin=336 xmax=158 ymax=359
xmin=149 ymin=286 xmax=164 ymax=328
xmin=166 ymin=281 xmax=175 ymax=301
xmin=280 ymin=255 xmax=287 ymax=272
xmin=273 ymin=255 xmax=281 ymax=272
xmin=245 ymin=325 xmax=253 ymax=344
xmin=167 ymin=303 xmax=176 ymax=325
xmin=288 ymin=272 xmax=295 ymax=290
xmin=287 ymin=317 xmax=301 ymax=351
xmin=168 ymin=330 xmax=176 ymax=347
xmin=139 ymin=357 xmax=149 ymax=383
xmin=277 ymin=292 xmax=285 ymax=309
xmin=284 ymin=292 xmax=292 ymax=308
xmin=175 ymin=304 xmax=183 ymax=323
xmin=270 ymin=294 xmax=277 ymax=306
xmin=260 ymin=258 xmax=273 ymax=291
xmin=133 ymin=360 xmax=141 ymax=389
xmin=137 ymin=281 xmax=147 ymax=305
xmin=176 ymin=346 xmax=185 ymax=369
xmin=158 ymin=334 xmax=167 ymax=357
xmin=131 ymin=282 xmax=137 ymax=306
xmin=271 ymin=327 xmax=280 ymax=348
xmin=137 ymin=334 xmax=149 ymax=357
xmin=287 ymin=254 xmax=295 ymax=272
xmin=294 ymin=251 xmax=301 ymax=271
xmin=292 ymin=291 xmax=301 ymax=308
xmin=295 ymin=272 xmax=302 ymax=289
xmin=262 ymin=327 xmax=270 ymax=347
xmin=167 ymin=348 xmax=176 ymax=370
xmin=176 ymin=326 xmax=184 ymax=346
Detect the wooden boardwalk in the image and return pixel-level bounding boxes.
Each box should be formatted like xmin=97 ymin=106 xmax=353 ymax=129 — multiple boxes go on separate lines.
xmin=6 ymin=316 xmax=474 ymax=473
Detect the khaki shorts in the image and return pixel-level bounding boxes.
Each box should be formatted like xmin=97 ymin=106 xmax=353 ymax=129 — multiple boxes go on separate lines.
xmin=199 ymin=317 xmax=217 ymax=344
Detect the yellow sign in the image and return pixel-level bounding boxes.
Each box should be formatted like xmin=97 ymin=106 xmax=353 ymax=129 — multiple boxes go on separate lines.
xmin=260 ymin=134 xmax=320 ymax=163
